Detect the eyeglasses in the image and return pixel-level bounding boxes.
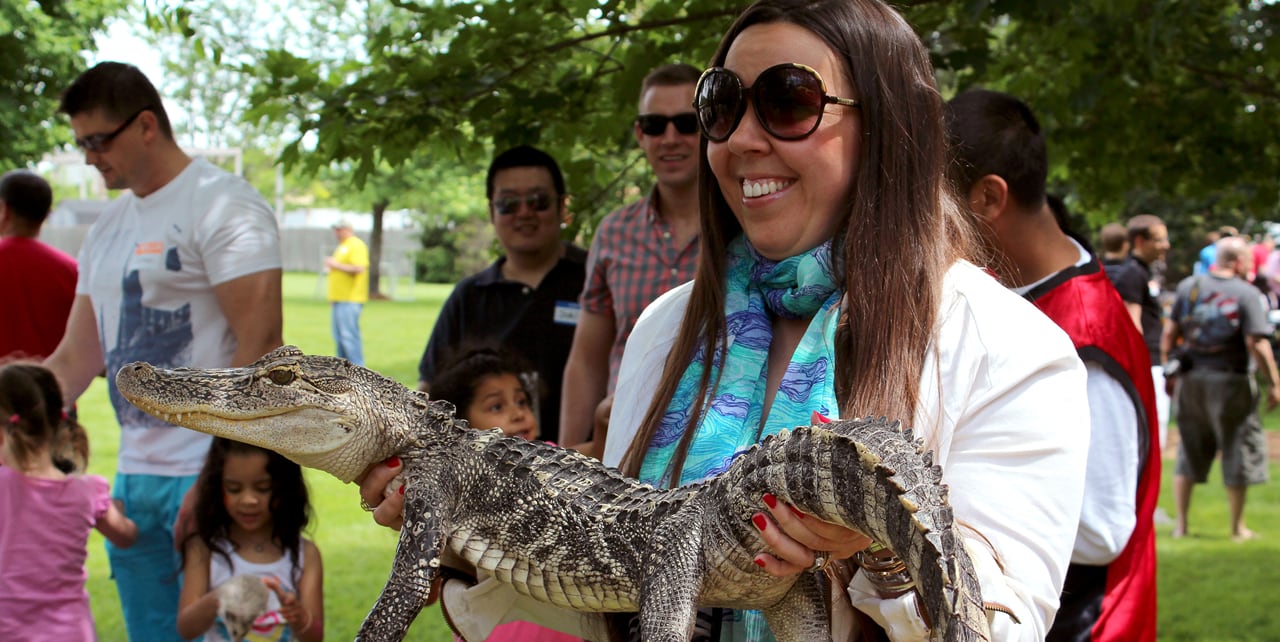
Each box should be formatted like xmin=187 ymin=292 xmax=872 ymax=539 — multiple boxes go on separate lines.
xmin=73 ymin=108 xmax=150 ymax=152
xmin=493 ymin=191 xmax=555 ymax=216
xmin=636 ymin=112 xmax=699 ymax=136
xmin=693 ymin=63 xmax=860 ymax=143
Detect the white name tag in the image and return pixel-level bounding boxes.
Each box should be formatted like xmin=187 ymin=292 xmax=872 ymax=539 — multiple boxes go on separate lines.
xmin=554 ymin=301 xmax=581 ymax=326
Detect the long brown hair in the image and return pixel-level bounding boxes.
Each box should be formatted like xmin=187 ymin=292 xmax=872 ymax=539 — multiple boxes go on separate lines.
xmin=181 ymin=438 xmax=312 ymax=584
xmin=0 ymin=361 xmax=88 ymax=473
xmin=619 ymin=0 xmax=980 ymax=482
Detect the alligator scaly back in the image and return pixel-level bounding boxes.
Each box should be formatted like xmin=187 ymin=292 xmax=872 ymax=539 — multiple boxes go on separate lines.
xmin=115 ymin=345 xmax=989 ymax=641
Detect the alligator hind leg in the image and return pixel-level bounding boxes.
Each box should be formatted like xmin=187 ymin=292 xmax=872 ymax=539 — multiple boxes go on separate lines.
xmin=762 ymin=571 xmax=831 ymax=642
xmin=356 ymin=487 xmax=444 ymax=641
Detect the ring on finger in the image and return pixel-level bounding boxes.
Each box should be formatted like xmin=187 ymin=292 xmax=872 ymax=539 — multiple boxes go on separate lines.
xmin=811 ymin=552 xmax=829 ymax=571
xmin=360 ymin=496 xmax=376 ymax=512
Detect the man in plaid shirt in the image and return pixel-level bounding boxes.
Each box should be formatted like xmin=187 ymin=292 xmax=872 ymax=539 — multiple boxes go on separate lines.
xmin=560 ymin=63 xmax=702 ymax=456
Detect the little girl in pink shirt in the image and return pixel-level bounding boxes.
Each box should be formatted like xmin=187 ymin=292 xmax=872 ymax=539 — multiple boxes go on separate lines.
xmin=0 ymin=362 xmax=137 ymax=641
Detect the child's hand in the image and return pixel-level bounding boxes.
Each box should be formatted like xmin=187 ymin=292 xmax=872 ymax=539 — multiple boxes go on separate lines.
xmin=262 ymin=576 xmax=312 ymax=635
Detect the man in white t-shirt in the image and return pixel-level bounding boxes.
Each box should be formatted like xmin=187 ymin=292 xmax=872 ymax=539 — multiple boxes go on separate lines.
xmin=44 ymin=61 xmax=283 ymax=642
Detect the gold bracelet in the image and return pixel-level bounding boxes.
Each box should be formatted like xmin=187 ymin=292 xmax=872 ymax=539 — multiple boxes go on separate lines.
xmin=853 ymin=540 xmax=916 ymax=598
xmin=854 ymin=544 xmax=905 ymax=573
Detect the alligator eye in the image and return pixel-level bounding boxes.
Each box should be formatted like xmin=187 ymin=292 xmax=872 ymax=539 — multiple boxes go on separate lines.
xmin=268 ymin=369 xmax=295 ymax=385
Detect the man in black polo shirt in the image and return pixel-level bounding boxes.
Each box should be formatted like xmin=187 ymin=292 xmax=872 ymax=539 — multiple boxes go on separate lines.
xmin=416 ymin=145 xmax=586 ymax=442
xmin=1107 ymin=214 xmax=1171 ymax=448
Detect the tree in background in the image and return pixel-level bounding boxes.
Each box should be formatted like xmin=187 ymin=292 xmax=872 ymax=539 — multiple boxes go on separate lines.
xmin=920 ymin=0 xmax=1280 ymax=280
xmin=0 ymin=0 xmax=126 ymax=167
xmin=241 ymin=0 xmax=1280 ymax=274
xmin=246 ymin=0 xmax=735 ymax=236
xmin=8 ymin=0 xmax=1280 ymax=282
xmin=315 ymin=155 xmax=490 ymax=292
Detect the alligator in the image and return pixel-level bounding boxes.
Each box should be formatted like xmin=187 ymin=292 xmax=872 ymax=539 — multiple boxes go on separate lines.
xmin=115 ymin=345 xmax=989 ymax=642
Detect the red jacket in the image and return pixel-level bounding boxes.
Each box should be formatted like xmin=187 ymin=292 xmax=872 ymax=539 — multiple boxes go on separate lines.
xmin=1031 ymin=258 xmax=1160 ymax=642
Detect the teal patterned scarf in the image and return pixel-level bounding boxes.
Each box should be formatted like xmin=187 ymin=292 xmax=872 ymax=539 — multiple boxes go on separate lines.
xmin=641 ymin=235 xmax=841 ymax=487
xmin=640 ymin=236 xmax=842 ymax=640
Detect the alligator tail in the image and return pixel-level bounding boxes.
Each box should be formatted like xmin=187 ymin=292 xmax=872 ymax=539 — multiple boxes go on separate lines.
xmin=745 ymin=417 xmax=990 ymax=642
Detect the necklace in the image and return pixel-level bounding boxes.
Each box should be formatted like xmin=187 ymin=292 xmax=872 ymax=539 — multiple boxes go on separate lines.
xmin=242 ymin=536 xmax=270 ymax=553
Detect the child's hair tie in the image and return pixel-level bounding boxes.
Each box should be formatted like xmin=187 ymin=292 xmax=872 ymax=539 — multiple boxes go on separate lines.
xmin=60 ymin=409 xmax=70 ymax=421
xmin=7 ymin=414 xmax=18 ymax=425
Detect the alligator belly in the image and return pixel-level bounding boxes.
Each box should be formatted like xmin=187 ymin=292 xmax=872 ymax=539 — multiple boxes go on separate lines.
xmin=464 ymin=545 xmax=641 ymax=613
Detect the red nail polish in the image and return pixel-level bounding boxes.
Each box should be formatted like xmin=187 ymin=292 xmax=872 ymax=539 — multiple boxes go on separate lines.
xmin=753 ymin=557 xmax=766 ymax=568
xmin=386 ymin=456 xmax=401 ymax=468
xmin=789 ymin=505 xmax=805 ymax=519
xmin=762 ymin=493 xmax=777 ymax=509
xmin=398 ymin=485 xmax=405 ymax=495
xmin=752 ymin=514 xmax=768 ymax=531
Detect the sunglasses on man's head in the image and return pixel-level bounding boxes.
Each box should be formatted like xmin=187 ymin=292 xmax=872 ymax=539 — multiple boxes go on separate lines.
xmin=492 ymin=191 xmax=555 ymax=216
xmin=636 ymin=113 xmax=699 ymax=137
xmin=74 ymin=107 xmax=150 ymax=153
xmin=693 ymin=63 xmax=860 ymax=143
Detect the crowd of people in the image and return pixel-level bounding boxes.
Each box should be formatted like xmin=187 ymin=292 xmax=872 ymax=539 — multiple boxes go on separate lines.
xmin=2 ymin=0 xmax=1278 ymax=640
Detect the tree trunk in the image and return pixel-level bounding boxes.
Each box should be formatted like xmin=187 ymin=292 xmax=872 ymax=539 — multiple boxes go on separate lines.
xmin=369 ymin=198 xmax=389 ymax=299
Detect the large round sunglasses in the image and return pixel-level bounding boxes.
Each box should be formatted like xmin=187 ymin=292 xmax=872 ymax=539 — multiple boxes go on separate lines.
xmin=693 ymin=63 xmax=860 ymax=143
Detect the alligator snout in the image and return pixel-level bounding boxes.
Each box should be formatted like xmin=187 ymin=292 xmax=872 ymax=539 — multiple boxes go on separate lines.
xmin=115 ymin=363 xmax=162 ymax=400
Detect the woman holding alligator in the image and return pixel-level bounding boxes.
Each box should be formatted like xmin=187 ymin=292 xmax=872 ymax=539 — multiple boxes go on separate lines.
xmin=362 ymin=0 xmax=1089 ymax=639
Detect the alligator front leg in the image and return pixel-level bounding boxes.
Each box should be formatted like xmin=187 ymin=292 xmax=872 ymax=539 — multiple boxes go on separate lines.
xmin=638 ymin=511 xmax=705 ymax=641
xmin=356 ymin=484 xmax=444 ymax=641
xmin=762 ymin=571 xmax=831 ymax=642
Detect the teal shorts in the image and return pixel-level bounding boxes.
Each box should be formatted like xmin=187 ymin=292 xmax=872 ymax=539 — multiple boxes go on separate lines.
xmin=107 ymin=473 xmax=199 ymax=642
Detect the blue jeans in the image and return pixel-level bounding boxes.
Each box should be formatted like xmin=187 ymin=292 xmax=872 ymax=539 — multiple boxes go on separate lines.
xmin=107 ymin=473 xmax=198 ymax=642
xmin=332 ymin=301 xmax=365 ymax=365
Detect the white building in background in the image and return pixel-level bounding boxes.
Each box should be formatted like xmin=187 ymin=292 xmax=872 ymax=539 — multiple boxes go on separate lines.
xmin=279 ymin=207 xmax=419 ymax=231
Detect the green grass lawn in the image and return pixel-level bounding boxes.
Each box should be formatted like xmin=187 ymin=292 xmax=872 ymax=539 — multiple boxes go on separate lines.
xmin=81 ymin=272 xmax=1280 ymax=640
xmin=1154 ymin=421 xmax=1280 ymax=640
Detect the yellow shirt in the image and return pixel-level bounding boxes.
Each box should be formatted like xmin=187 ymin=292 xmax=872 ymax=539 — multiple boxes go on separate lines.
xmin=327 ymin=235 xmax=370 ymax=303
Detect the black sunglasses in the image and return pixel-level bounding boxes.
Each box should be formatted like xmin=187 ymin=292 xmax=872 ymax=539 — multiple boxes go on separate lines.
xmin=636 ymin=112 xmax=699 ymax=136
xmin=493 ymin=191 xmax=555 ymax=216
xmin=74 ymin=108 xmax=150 ymax=152
xmin=694 ymin=63 xmax=859 ymax=143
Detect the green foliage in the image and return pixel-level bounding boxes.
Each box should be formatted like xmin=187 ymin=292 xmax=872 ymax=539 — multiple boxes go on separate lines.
xmin=236 ymin=0 xmax=1280 ymax=249
xmin=920 ymin=0 xmax=1280 ymax=250
xmin=0 ymin=0 xmax=126 ymax=167
xmin=416 ymin=245 xmax=459 ymax=282
xmin=12 ymin=0 xmax=1275 ymax=269
xmin=248 ymin=0 xmax=743 ymax=227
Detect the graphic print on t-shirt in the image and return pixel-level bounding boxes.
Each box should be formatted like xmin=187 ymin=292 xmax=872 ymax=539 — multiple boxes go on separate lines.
xmin=106 ymin=267 xmax=194 ymax=430
xmin=1186 ymin=290 xmax=1242 ymax=351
